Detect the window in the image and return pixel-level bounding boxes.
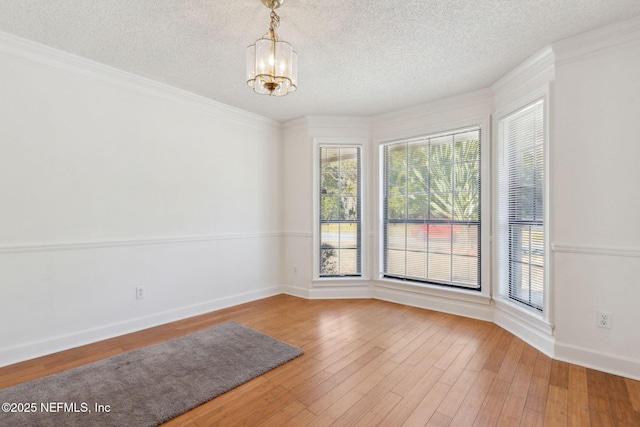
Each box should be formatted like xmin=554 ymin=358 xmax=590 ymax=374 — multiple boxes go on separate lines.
xmin=382 ymin=127 xmax=481 ymax=289
xmin=318 ymin=146 xmax=362 ymax=276
xmin=497 ymin=99 xmax=545 ymax=311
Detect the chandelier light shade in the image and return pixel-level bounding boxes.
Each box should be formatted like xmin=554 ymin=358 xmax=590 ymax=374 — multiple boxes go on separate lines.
xmin=246 ymin=0 xmax=297 ymax=96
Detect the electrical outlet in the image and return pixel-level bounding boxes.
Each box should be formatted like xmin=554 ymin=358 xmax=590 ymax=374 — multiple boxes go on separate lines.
xmin=597 ymin=311 xmax=611 ymax=329
xmin=136 ymin=287 xmax=145 ymax=300
xmin=293 ymin=266 xmax=298 ymax=275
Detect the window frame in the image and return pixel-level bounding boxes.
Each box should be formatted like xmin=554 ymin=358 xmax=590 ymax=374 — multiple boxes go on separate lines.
xmin=376 ymin=118 xmax=491 ymax=299
xmin=313 ymin=138 xmax=367 ymax=282
xmin=493 ymin=87 xmax=552 ymax=325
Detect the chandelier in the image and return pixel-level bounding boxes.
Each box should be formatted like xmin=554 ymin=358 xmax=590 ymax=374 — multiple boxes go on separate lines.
xmin=246 ymin=0 xmax=297 ymax=96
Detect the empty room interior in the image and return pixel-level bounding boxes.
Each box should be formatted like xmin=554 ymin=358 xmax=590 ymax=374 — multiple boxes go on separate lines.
xmin=1 ymin=1 xmax=640 ymax=426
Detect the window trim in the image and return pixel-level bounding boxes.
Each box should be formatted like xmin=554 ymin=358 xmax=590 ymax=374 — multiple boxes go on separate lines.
xmin=493 ymin=86 xmax=552 ymax=325
xmin=376 ymin=117 xmax=491 ymax=300
xmin=313 ymin=137 xmax=367 ymax=282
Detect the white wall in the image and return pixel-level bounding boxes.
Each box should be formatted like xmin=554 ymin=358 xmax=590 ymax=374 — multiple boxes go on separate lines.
xmin=280 ymin=118 xmax=313 ymax=295
xmin=281 ymin=116 xmax=372 ymax=298
xmin=0 ymin=33 xmax=283 ymax=366
xmin=370 ymin=90 xmax=494 ymax=319
xmin=491 ymin=47 xmax=556 ymax=357
xmin=2 ymin=15 xmax=639 ymax=381
xmin=282 ymin=92 xmax=495 ymax=310
xmin=280 ymin=17 xmax=640 ymax=380
xmin=551 ymin=27 xmax=640 ymax=377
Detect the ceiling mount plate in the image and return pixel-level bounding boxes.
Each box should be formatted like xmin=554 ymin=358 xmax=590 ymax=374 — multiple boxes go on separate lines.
xmin=261 ymin=0 xmax=284 ymax=10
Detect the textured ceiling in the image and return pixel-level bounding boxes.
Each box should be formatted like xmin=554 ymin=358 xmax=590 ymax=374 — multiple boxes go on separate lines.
xmin=1 ymin=1 xmax=640 ymax=122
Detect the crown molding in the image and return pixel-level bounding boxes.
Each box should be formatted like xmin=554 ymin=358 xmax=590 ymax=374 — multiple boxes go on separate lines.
xmin=491 ymin=46 xmax=555 ymax=109
xmin=304 ymin=115 xmax=373 ymax=139
xmin=0 ymin=31 xmax=280 ymax=132
xmin=552 ymin=14 xmax=640 ymax=65
xmin=282 ymin=116 xmax=310 ymax=136
xmin=371 ymin=88 xmax=493 ymax=142
xmin=374 ymin=88 xmax=494 ymax=124
xmin=305 ymin=115 xmax=373 ymax=129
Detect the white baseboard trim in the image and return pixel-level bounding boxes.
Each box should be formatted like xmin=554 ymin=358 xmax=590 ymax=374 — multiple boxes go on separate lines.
xmin=6 ymin=285 xmax=638 ymax=382
xmin=554 ymin=341 xmax=640 ymax=381
xmin=493 ymin=306 xmax=555 ymax=358
xmin=284 ymin=284 xmax=550 ymax=363
xmin=372 ymin=286 xmax=493 ymax=322
xmin=283 ymin=284 xmax=493 ymax=322
xmin=0 ymin=286 xmax=283 ymax=368
xmin=281 ymin=284 xmax=373 ymax=300
xmin=309 ymin=286 xmax=372 ymax=299
xmin=280 ymin=285 xmax=311 ymax=299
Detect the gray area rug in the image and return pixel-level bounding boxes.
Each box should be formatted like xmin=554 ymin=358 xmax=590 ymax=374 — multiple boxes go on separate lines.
xmin=0 ymin=321 xmax=303 ymax=427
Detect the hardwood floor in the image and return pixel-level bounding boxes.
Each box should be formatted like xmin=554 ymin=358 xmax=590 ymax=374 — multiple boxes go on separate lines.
xmin=1 ymin=295 xmax=639 ymax=426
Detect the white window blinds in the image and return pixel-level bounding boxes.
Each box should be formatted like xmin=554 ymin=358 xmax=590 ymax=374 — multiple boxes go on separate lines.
xmin=497 ymin=99 xmax=545 ymax=311
xmin=319 ymin=146 xmax=362 ymax=276
xmin=382 ymin=127 xmax=481 ymax=289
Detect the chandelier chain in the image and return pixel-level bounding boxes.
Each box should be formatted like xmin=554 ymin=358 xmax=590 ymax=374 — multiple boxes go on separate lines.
xmin=269 ymin=11 xmax=281 ymax=32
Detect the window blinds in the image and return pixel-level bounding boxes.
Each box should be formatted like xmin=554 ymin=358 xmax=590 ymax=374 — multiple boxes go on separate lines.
xmin=498 ymin=99 xmax=545 ymax=311
xmin=382 ymin=127 xmax=481 ymax=289
xmin=319 ymin=146 xmax=362 ymax=276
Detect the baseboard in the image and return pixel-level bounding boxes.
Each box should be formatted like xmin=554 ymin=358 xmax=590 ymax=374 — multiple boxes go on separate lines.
xmin=281 ymin=284 xmax=373 ymax=299
xmin=280 ymin=285 xmax=311 ymax=299
xmin=493 ymin=306 xmax=556 ymax=358
xmin=0 ymin=286 xmax=283 ymax=368
xmin=278 ymin=288 xmax=639 ymax=381
xmin=555 ymin=341 xmax=640 ymax=381
xmin=7 ymin=285 xmax=638 ymax=382
xmin=309 ymin=286 xmax=372 ymax=299
xmin=372 ymin=285 xmax=493 ymax=322
xmin=284 ymin=283 xmax=493 ymax=321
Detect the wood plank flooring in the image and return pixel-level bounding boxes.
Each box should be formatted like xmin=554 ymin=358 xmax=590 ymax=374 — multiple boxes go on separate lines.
xmin=1 ymin=295 xmax=638 ymax=426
